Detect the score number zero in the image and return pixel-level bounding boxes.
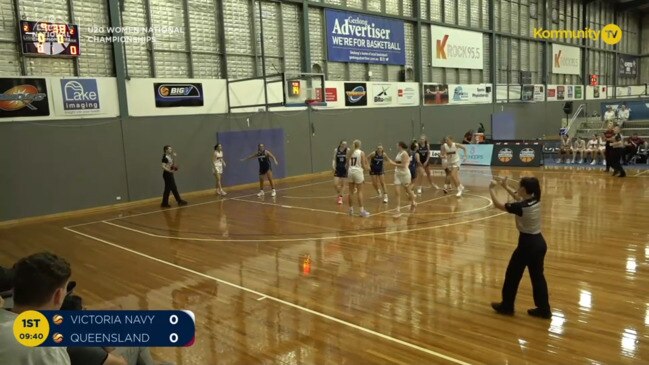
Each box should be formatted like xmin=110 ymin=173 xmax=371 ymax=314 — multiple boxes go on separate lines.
xmin=169 ymin=314 xmax=178 ymax=344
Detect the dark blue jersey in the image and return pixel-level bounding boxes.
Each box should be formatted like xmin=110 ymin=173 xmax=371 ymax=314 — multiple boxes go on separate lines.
xmin=409 ymin=151 xmax=419 ymax=169
xmin=418 ymin=144 xmax=429 ymax=164
xmin=257 ymin=150 xmax=270 ymax=170
xmin=335 ymin=147 xmax=348 ymax=170
xmin=370 ymin=153 xmax=384 ymax=172
xmin=409 ymin=151 xmax=418 ymax=178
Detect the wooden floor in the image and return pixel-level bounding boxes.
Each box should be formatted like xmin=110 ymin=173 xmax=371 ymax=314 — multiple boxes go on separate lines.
xmin=2 ymin=166 xmax=649 ymax=365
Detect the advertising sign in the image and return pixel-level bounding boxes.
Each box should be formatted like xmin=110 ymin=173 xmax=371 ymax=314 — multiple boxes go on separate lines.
xmin=60 ymin=79 xmax=100 ymax=114
xmin=154 ymin=83 xmax=203 ymax=107
xmin=0 ymin=78 xmax=49 ymax=118
xmin=431 ymin=26 xmax=484 ymax=69
xmin=344 ymin=82 xmax=368 ymax=107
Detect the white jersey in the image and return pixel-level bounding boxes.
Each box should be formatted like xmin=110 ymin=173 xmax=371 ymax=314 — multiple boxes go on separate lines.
xmin=443 ymin=143 xmax=460 ymax=164
xmin=349 ymin=149 xmax=363 ymax=171
xmin=587 ymin=139 xmax=598 ymax=149
xmin=213 ymin=150 xmax=224 ymax=166
xmin=395 ymin=150 xmax=409 ymax=172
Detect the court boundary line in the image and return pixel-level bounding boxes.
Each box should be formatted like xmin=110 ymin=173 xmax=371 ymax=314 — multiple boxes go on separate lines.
xmin=230 ymin=197 xmax=349 ymax=216
xmin=65 ymin=179 xmax=335 ymax=229
xmin=63 ymin=225 xmax=476 ymax=365
xmin=94 ymin=208 xmax=505 ymax=243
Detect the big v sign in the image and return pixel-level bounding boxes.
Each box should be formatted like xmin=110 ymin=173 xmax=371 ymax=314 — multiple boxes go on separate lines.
xmin=431 ymin=26 xmax=484 ymax=69
xmin=552 ymin=44 xmax=581 ymax=75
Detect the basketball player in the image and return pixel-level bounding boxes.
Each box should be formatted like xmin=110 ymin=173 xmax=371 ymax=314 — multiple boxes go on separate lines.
xmin=332 ymin=140 xmax=349 ymax=205
xmin=386 ymin=142 xmax=417 ymax=218
xmin=603 ymin=122 xmax=615 ymax=172
xmin=409 ymin=141 xmax=420 ymax=187
xmin=441 ymin=138 xmax=453 ymax=194
xmin=368 ymin=145 xmax=388 ymax=203
xmin=586 ymin=134 xmax=602 ymax=165
xmin=212 ymin=143 xmax=227 ymax=195
xmin=161 ymin=145 xmax=188 ymax=208
xmin=441 ymin=136 xmax=467 ymax=197
xmin=571 ymin=137 xmax=586 ymax=164
xmin=598 ymin=134 xmax=607 ymax=165
xmin=558 ymin=134 xmax=571 ymax=164
xmin=610 ymin=125 xmax=626 ymax=177
xmin=416 ymin=135 xmax=438 ymax=194
xmin=347 ymin=140 xmax=370 ymax=217
xmin=241 ymin=144 xmax=279 ymax=197
xmin=489 ymin=176 xmax=552 ymax=319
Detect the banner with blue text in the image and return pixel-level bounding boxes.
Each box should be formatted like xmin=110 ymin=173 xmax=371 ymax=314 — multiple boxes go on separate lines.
xmin=325 ymin=9 xmax=405 ymax=65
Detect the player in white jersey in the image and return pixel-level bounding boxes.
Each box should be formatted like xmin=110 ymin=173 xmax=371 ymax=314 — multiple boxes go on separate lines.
xmin=585 ymin=134 xmax=603 ymax=165
xmin=347 ymin=140 xmax=370 ymax=217
xmin=212 ymin=143 xmax=227 ymax=195
xmin=440 ymin=138 xmax=453 ymax=194
xmin=441 ymin=136 xmax=467 ymax=197
xmin=386 ymin=141 xmax=417 ymax=218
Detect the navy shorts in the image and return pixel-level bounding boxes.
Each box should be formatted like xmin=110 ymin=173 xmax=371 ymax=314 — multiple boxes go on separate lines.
xmin=334 ymin=168 xmax=348 ymax=178
xmin=369 ymin=169 xmax=383 ymax=176
xmin=409 ymin=166 xmax=417 ymax=179
xmin=259 ymin=165 xmax=271 ymax=175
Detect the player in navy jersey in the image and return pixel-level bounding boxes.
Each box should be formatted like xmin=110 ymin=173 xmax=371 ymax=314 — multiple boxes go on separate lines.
xmin=332 ymin=140 xmax=349 ymax=205
xmin=409 ymin=141 xmax=420 ymax=183
xmin=416 ymin=135 xmax=439 ymax=194
xmin=242 ymin=143 xmax=279 ymax=197
xmin=368 ymin=145 xmax=388 ymax=203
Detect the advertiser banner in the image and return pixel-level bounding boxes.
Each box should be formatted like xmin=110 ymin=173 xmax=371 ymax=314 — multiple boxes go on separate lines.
xmin=372 ymin=83 xmax=396 ymax=105
xmin=397 ymin=83 xmax=417 ymax=105
xmin=618 ymin=55 xmax=638 ymax=78
xmin=547 ymin=85 xmax=583 ymax=101
xmin=423 ymin=84 xmax=449 ymax=105
xmin=448 ymin=84 xmax=492 ymax=104
xmin=521 ymin=85 xmax=545 ymax=102
xmin=431 ymin=26 xmax=484 ymax=69
xmin=315 ymin=87 xmax=338 ymax=102
xmin=458 ymin=144 xmax=494 ymax=166
xmin=552 ymin=44 xmax=581 ymax=75
xmin=344 ymin=82 xmax=368 ymax=106
xmin=154 ymin=83 xmax=203 ymax=107
xmin=60 ymin=79 xmax=100 ymax=114
xmin=325 ymin=9 xmax=405 ymax=65
xmin=0 ymin=78 xmax=49 ymax=118
xmin=491 ymin=142 xmax=542 ymax=167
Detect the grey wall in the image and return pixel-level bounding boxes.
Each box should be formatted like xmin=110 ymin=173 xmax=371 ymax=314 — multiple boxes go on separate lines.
xmin=4 ymin=97 xmax=644 ymax=221
xmin=0 ymin=118 xmax=129 ymax=220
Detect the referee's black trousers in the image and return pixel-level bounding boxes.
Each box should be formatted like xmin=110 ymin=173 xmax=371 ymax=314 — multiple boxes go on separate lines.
xmin=501 ymin=233 xmax=550 ymax=311
xmin=162 ymin=171 xmax=182 ymax=205
xmin=610 ymin=148 xmax=625 ymax=176
xmin=604 ymin=145 xmax=612 ymax=171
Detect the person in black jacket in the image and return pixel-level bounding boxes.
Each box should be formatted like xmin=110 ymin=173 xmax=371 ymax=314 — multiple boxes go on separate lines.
xmin=161 ymin=145 xmax=188 ymax=208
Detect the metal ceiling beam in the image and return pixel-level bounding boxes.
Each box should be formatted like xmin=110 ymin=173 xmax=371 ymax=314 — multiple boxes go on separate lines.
xmin=616 ymin=0 xmax=649 ymax=12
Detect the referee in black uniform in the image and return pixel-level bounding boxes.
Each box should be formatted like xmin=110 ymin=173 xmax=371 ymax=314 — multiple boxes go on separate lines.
xmin=489 ymin=176 xmax=552 ymax=319
xmin=161 ymin=145 xmax=188 ymax=208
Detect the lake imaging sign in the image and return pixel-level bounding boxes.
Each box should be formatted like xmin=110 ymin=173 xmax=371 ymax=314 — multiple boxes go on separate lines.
xmin=325 ymin=9 xmax=405 ymax=65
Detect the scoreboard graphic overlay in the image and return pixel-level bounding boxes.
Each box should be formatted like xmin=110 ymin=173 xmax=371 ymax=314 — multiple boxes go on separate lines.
xmin=13 ymin=310 xmax=195 ymax=348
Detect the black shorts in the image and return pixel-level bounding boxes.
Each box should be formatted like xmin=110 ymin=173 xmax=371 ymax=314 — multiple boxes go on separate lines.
xmin=334 ymin=168 xmax=348 ymax=178
xmin=259 ymin=165 xmax=271 ymax=175
xmin=369 ymin=169 xmax=383 ymax=176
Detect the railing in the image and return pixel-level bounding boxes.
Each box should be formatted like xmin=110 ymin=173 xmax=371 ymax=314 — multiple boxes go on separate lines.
xmin=565 ymin=104 xmax=586 ymax=139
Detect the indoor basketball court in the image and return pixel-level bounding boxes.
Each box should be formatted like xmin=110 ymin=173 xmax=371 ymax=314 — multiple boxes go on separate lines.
xmin=3 ymin=166 xmax=649 ymax=364
xmin=2 ymin=0 xmax=649 ymax=364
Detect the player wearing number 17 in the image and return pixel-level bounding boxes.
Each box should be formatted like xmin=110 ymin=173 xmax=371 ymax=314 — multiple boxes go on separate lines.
xmin=347 ymin=140 xmax=370 ymax=217
xmin=0 ymin=252 xmax=72 ymax=364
